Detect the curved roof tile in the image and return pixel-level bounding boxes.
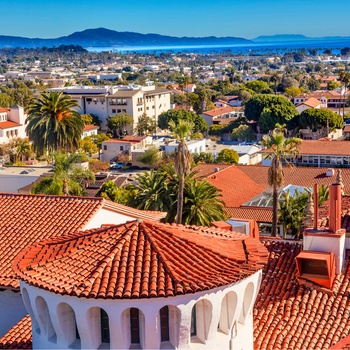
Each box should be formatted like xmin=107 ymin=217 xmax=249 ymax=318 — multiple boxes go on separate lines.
xmin=13 ymin=220 xmax=268 ymax=299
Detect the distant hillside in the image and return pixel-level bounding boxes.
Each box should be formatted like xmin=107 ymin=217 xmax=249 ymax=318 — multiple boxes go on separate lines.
xmin=253 ymin=34 xmax=350 ymax=43
xmin=0 ymin=28 xmax=252 ymax=49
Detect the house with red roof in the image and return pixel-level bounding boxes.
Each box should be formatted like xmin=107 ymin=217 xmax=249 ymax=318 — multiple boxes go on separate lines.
xmin=0 ymin=193 xmax=165 ymax=339
xmin=82 ymin=124 xmax=99 ymax=138
xmin=0 ymin=106 xmax=27 ymax=144
xmin=201 ymin=106 xmax=244 ymax=126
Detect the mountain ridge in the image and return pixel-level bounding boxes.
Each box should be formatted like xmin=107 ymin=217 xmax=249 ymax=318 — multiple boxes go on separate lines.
xmin=0 ymin=27 xmax=251 ymax=49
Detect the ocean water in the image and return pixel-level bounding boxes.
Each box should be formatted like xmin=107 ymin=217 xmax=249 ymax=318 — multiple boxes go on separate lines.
xmin=86 ymin=38 xmax=350 ymax=55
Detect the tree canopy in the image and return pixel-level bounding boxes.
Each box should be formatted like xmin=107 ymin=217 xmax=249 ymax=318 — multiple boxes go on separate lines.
xmin=299 ymin=108 xmax=344 ymax=132
xmin=245 ymin=80 xmax=272 ymax=94
xmin=158 ymin=109 xmax=208 ymax=134
xmin=244 ymin=94 xmax=298 ymax=132
xmin=216 ymin=148 xmax=239 ymax=164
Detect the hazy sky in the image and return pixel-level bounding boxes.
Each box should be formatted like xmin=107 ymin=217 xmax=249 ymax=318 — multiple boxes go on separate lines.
xmin=3 ymin=0 xmax=350 ymax=39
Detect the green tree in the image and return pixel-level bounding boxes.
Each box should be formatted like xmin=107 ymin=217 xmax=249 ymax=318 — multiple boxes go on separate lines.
xmin=80 ymin=137 xmax=99 ymax=157
xmin=244 ymin=94 xmax=298 ymax=132
xmin=26 ymin=91 xmax=84 ymax=155
xmin=278 ymin=190 xmax=308 ymax=238
xmin=231 ymin=124 xmax=255 ymax=141
xmin=299 ymin=108 xmax=344 ymax=133
xmin=135 ymin=113 xmax=156 ymax=136
xmin=327 ymin=80 xmax=341 ymax=91
xmin=245 ymin=80 xmax=272 ymax=94
xmin=168 ymin=119 xmax=194 ymax=224
xmin=260 ymin=128 xmax=302 ymax=237
xmin=183 ymin=179 xmax=226 ymax=226
xmin=0 ymin=93 xmax=13 ymax=108
xmin=90 ymin=133 xmax=111 ymax=159
xmin=107 ymin=114 xmax=133 ymax=138
xmin=285 ymin=86 xmax=302 ymax=99
xmin=129 ymin=170 xmax=171 ymax=212
xmin=192 ymin=152 xmax=214 ymax=164
xmin=216 ymin=148 xmax=239 ymax=164
xmin=81 ymin=113 xmax=101 ymax=127
xmin=96 ymin=180 xmax=133 ymax=205
xmin=137 ymin=145 xmax=162 ymax=168
xmin=158 ymin=109 xmax=208 ymax=134
xmin=31 ymin=153 xmax=95 ymax=196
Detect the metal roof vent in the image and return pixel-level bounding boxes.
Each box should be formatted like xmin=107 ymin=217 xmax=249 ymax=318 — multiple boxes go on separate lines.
xmin=214 ymin=167 xmax=220 ymax=172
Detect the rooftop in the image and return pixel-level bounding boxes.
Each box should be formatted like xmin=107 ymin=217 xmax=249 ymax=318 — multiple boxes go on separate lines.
xmin=13 ymin=220 xmax=268 ymax=299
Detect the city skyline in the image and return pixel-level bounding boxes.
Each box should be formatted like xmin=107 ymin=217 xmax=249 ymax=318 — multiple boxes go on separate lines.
xmin=3 ymin=0 xmax=350 ymax=40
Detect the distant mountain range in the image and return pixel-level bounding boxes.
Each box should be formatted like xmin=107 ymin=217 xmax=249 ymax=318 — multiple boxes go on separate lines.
xmin=0 ymin=28 xmax=251 ymax=49
xmin=253 ymin=34 xmax=350 ymax=43
xmin=0 ymin=28 xmax=349 ymax=49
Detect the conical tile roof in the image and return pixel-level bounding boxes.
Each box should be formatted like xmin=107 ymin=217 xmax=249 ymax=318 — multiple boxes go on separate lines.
xmin=13 ymin=220 xmax=268 ymax=299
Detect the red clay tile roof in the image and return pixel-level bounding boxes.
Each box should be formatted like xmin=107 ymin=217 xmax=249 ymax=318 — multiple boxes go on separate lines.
xmin=202 ymin=105 xmax=235 ymax=118
xmin=0 ymin=121 xmax=22 ymax=129
xmin=296 ymin=97 xmax=323 ymax=108
xmin=0 ymin=314 xmax=32 ymax=349
xmin=254 ymin=240 xmax=350 ymax=350
xmin=261 ymin=140 xmax=350 ymax=156
xmin=13 ymin=220 xmax=268 ymax=299
xmin=194 ymin=164 xmax=265 ymax=207
xmin=193 ymin=163 xmax=232 ymax=178
xmin=83 ymin=124 xmax=99 ymax=131
xmin=236 ymin=165 xmax=350 ymax=193
xmin=0 ymin=193 xmax=165 ymax=289
xmin=0 ymin=108 xmax=10 ymax=113
xmin=226 ymin=206 xmax=273 ymax=223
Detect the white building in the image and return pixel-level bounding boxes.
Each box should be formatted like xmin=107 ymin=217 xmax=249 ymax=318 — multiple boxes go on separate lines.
xmin=51 ymin=84 xmax=171 ymax=132
xmin=14 ymin=220 xmax=267 ymax=349
xmin=0 ymin=106 xmax=27 ymax=144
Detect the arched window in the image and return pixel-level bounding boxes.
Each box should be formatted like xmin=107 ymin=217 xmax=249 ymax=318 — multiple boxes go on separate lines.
xmin=191 ymin=300 xmax=212 ymax=344
xmin=22 ymin=288 xmax=40 ymax=334
xmin=218 ymin=292 xmax=238 ymax=335
xmin=130 ymin=308 xmax=140 ymax=344
xmin=57 ymin=303 xmax=80 ymax=348
xmin=100 ymin=309 xmax=110 ymax=344
xmin=160 ymin=306 xmax=169 ymax=342
xmin=239 ymin=282 xmax=255 ymax=325
xmin=35 ymin=296 xmax=56 ymax=343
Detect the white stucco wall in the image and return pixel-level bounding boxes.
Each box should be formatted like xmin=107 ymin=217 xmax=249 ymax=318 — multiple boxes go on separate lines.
xmin=84 ymin=208 xmax=139 ymax=230
xmin=21 ymin=270 xmax=262 ymax=350
xmin=0 ymin=175 xmax=40 ymax=193
xmin=0 ymin=290 xmax=28 ymax=337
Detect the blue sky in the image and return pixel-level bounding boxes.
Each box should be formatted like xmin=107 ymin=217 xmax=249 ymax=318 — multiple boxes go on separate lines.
xmin=3 ymin=0 xmax=350 ymax=39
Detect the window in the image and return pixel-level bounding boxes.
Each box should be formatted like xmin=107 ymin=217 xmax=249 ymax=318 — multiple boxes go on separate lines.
xmin=130 ymin=308 xmax=140 ymax=344
xmin=112 ymin=109 xmax=116 ymax=113
xmin=104 ymin=145 xmax=107 ymax=151
xmin=86 ymin=98 xmax=92 ymax=102
xmin=191 ymin=305 xmax=196 ymax=336
xmin=160 ymin=306 xmax=169 ymax=342
xmin=120 ymin=146 xmax=124 ymax=151
xmin=100 ymin=309 xmax=110 ymax=343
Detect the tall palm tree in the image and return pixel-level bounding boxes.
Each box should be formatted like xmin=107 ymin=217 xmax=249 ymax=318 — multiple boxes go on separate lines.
xmin=260 ymin=128 xmax=302 ymax=237
xmin=26 ymin=91 xmax=84 ymax=155
xmin=183 ymin=179 xmax=226 ymax=226
xmin=168 ymin=119 xmax=194 ymax=224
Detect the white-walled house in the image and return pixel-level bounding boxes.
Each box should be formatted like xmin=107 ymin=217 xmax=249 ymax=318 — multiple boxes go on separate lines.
xmin=82 ymin=124 xmax=99 ymax=138
xmin=0 ymin=106 xmax=27 ymax=144
xmin=0 ymin=193 xmax=165 ymax=338
xmin=13 ymin=220 xmax=268 ymax=350
xmin=101 ymin=136 xmax=152 ymax=162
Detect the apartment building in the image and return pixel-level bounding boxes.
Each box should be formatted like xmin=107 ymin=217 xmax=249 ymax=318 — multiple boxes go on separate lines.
xmin=52 ymin=84 xmax=171 ymax=132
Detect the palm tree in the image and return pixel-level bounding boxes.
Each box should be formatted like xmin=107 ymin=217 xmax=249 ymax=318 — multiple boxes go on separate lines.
xmin=183 ymin=179 xmax=226 ymax=226
xmin=260 ymin=127 xmax=302 ymax=237
xmin=168 ymin=119 xmax=194 ymax=224
xmin=129 ymin=170 xmax=170 ymax=212
xmin=338 ymin=70 xmax=350 ymax=116
xmin=26 ymin=91 xmax=84 ymax=155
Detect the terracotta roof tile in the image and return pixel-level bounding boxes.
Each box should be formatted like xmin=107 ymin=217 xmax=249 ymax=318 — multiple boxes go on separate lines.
xmin=83 ymin=124 xmax=99 ymax=131
xmin=254 ymin=240 xmax=350 ymax=350
xmin=13 ymin=220 xmax=268 ymax=299
xmin=0 ymin=315 xmax=32 ymax=349
xmin=0 ymin=193 xmax=165 ymax=289
xmin=194 ymin=164 xmax=265 ymax=207
xmin=0 ymin=121 xmax=22 ymax=129
xmin=226 ymin=206 xmax=273 ymax=223
xmin=236 ymin=165 xmax=350 ymax=193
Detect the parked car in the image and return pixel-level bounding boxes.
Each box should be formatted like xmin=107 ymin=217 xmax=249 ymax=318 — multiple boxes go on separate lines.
xmin=110 ymin=162 xmax=123 ymax=169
